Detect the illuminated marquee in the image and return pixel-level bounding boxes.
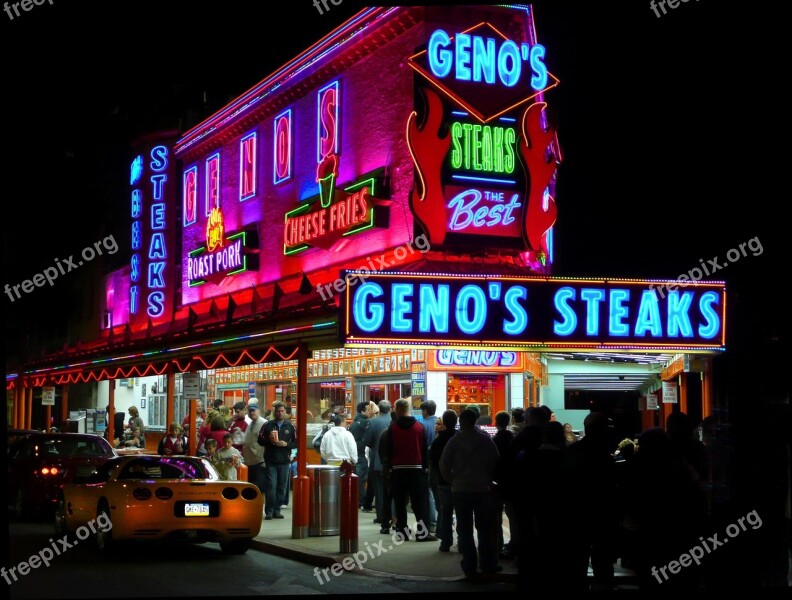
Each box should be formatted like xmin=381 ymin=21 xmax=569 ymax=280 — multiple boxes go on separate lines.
xmin=341 ymin=272 xmax=726 ymax=350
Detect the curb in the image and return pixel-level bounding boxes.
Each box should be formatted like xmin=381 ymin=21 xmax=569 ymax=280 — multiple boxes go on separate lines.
xmin=250 ymin=538 xmax=518 ymax=583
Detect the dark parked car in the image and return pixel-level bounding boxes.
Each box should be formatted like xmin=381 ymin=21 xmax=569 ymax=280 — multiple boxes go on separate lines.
xmin=8 ymin=432 xmax=116 ymax=518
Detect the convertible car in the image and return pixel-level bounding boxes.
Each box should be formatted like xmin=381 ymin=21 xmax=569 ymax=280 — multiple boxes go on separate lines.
xmin=55 ymin=454 xmax=263 ymax=554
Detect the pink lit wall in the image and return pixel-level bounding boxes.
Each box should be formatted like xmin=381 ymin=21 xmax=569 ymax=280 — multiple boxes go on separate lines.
xmin=180 ymin=23 xmax=423 ymax=305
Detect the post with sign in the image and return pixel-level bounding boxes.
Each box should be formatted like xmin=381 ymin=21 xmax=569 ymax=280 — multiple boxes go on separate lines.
xmin=42 ymin=386 xmax=55 ymax=431
xmin=183 ymin=373 xmax=201 ymax=455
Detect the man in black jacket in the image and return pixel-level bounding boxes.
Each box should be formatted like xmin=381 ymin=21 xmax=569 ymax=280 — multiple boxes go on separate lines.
xmin=348 ymin=401 xmax=370 ymax=508
xmin=258 ymin=401 xmax=297 ymax=519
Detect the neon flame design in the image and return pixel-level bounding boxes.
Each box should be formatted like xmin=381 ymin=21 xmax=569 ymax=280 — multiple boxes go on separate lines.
xmin=407 ymin=88 xmax=451 ymax=246
xmin=519 ymin=102 xmax=559 ymax=254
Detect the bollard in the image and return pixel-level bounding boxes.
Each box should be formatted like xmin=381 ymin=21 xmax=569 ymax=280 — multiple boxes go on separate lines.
xmin=339 ymin=459 xmax=359 ymax=553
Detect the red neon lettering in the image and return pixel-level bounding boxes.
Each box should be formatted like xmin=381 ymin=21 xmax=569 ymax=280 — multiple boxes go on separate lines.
xmin=319 ymin=87 xmax=337 ymax=159
xmin=276 ymin=116 xmax=290 ymax=180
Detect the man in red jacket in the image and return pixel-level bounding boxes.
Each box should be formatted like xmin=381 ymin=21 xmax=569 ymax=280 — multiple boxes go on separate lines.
xmin=384 ymin=398 xmax=436 ymax=542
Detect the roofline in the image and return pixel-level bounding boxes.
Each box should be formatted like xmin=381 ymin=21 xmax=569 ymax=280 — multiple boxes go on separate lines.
xmin=174 ymin=6 xmax=403 ymax=156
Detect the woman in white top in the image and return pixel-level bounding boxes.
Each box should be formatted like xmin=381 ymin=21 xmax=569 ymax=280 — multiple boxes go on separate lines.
xmin=320 ymin=414 xmax=358 ymax=466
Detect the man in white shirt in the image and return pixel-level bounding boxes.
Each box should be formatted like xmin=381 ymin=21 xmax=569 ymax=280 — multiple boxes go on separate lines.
xmin=320 ymin=414 xmax=358 ymax=466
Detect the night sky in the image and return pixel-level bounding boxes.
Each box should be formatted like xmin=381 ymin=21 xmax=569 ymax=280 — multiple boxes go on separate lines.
xmin=2 ymin=1 xmax=786 ymax=379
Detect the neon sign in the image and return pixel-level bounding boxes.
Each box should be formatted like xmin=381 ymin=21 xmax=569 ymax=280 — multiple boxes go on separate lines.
xmin=206 ymin=207 xmax=224 ymax=253
xmin=240 ymin=132 xmax=257 ymax=200
xmin=408 ymin=21 xmax=559 ymax=123
xmin=341 ymin=273 xmax=726 ymax=350
xmin=450 ymin=121 xmax=515 ymax=174
xmin=427 ymin=28 xmax=547 ymax=90
xmin=130 ymin=155 xmax=143 ymax=185
xmin=274 ymin=109 xmax=292 ymax=184
xmin=435 ymin=350 xmax=518 ymax=368
xmin=187 ymin=230 xmax=252 ymax=286
xmin=446 ymin=187 xmax=522 ymax=237
xmin=183 ymin=166 xmax=197 ymax=225
xmin=205 ymin=153 xmax=220 ymax=216
xmin=317 ymin=81 xmax=339 ymax=163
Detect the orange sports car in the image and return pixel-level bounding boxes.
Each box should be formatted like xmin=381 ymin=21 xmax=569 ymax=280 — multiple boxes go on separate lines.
xmin=55 ymin=454 xmax=263 ymax=554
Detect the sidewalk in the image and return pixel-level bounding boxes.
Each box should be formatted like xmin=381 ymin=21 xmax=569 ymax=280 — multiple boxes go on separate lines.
xmin=251 ymin=503 xmax=503 ymax=581
xmin=250 ymin=503 xmax=638 ymax=586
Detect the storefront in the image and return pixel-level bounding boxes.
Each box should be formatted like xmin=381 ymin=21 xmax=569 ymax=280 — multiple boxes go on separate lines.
xmin=9 ymin=5 xmax=725 ymax=501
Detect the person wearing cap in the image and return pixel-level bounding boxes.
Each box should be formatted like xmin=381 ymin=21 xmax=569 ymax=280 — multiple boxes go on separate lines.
xmin=243 ymin=398 xmax=267 ymax=494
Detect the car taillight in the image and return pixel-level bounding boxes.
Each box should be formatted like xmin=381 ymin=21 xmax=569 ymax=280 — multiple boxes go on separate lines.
xmin=132 ymin=487 xmax=152 ymax=500
xmin=154 ymin=487 xmax=173 ymax=500
xmin=241 ymin=487 xmax=258 ymax=500
xmin=222 ymin=487 xmax=239 ymax=500
xmin=40 ymin=467 xmax=60 ymax=476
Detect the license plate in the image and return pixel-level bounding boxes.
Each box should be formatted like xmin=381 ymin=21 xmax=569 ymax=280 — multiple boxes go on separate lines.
xmin=184 ymin=502 xmax=210 ymax=517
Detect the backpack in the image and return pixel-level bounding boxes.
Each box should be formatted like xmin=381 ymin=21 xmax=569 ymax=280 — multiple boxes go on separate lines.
xmin=313 ymin=425 xmax=329 ymax=450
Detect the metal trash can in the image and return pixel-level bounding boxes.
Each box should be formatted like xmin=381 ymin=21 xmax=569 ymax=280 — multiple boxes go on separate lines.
xmin=308 ymin=465 xmax=340 ymax=536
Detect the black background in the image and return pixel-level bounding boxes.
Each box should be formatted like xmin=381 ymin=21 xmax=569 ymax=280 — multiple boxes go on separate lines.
xmin=2 ymin=0 xmax=788 ymax=588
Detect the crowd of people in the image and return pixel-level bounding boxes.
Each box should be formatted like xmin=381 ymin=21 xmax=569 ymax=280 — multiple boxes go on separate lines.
xmin=103 ymin=394 xmax=727 ymax=589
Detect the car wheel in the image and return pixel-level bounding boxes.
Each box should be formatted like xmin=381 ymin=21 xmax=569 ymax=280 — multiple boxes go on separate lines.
xmin=95 ymin=501 xmax=114 ymax=553
xmin=219 ymin=539 xmax=251 ymax=555
xmin=54 ymin=495 xmax=68 ymax=536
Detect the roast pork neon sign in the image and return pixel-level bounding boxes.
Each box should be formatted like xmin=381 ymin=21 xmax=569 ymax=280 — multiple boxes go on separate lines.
xmin=341 ymin=273 xmax=726 ymax=350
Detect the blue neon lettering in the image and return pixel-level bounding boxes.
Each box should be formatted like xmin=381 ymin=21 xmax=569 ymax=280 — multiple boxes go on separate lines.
xmin=130 ymin=254 xmax=140 ymax=282
xmin=455 ymin=33 xmax=472 ymax=81
xmin=130 ymin=285 xmax=139 ymax=314
xmin=634 ymin=290 xmax=662 ymax=337
xmin=488 ymin=282 xmax=501 ymax=300
xmin=418 ymin=284 xmax=449 ymax=333
xmin=151 ymin=203 xmax=165 ymax=230
xmin=498 ymin=40 xmax=521 ymax=87
xmin=580 ymin=288 xmax=605 ymax=335
xmin=131 ymin=221 xmax=141 ymax=250
xmin=553 ymin=287 xmax=577 ymax=336
xmin=150 ymin=174 xmax=166 ymax=201
xmin=472 ymin=36 xmax=496 ymax=83
xmin=697 ymin=291 xmax=720 ymax=339
xmin=130 ymin=155 xmax=143 ymax=185
xmin=148 ymin=233 xmax=166 ymax=260
xmin=147 ymin=291 xmax=165 ymax=317
xmin=609 ymin=289 xmax=630 ymax=336
xmin=353 ymin=283 xmax=384 ymax=332
xmin=131 ymin=189 xmax=142 ymax=218
xmin=503 ymin=286 xmax=528 ymax=335
xmin=529 ymin=45 xmax=548 ymax=90
xmin=148 ymin=262 xmax=165 ymax=288
xmin=455 ymin=285 xmax=486 ymax=334
xmin=667 ymin=291 xmax=694 ymax=337
xmin=391 ymin=283 xmax=413 ymax=332
xmin=428 ymin=29 xmax=453 ymax=78
xmin=150 ymin=145 xmax=168 ymax=172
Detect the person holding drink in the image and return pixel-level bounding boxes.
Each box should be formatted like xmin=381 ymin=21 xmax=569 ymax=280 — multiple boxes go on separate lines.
xmin=258 ymin=401 xmax=297 ymax=519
